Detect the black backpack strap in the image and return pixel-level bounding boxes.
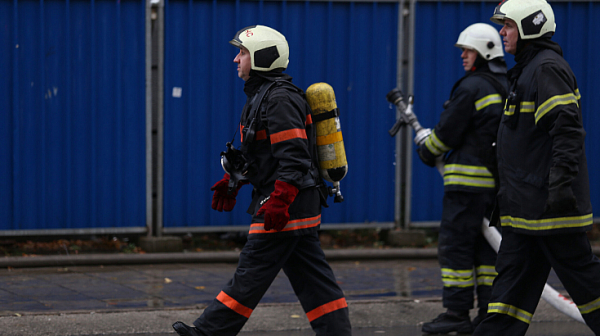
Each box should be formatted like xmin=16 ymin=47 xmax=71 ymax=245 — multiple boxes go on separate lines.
xmin=240 ymin=81 xmax=277 ymax=151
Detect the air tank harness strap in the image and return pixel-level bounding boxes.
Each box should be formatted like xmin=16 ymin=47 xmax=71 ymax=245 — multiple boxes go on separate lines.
xmin=312 ymin=108 xmax=339 ymax=122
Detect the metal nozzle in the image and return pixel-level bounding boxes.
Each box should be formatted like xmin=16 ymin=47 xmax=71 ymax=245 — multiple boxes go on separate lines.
xmin=386 ymin=88 xmax=404 ymax=106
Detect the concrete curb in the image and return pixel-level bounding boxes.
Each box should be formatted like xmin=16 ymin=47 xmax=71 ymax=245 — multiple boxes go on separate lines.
xmin=1 ymin=246 xmax=598 ymax=268
xmin=0 ymin=248 xmax=438 ymax=268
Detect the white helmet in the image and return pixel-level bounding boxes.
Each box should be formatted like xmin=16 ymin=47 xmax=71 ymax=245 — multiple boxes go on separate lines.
xmin=490 ymin=0 xmax=556 ymax=40
xmin=455 ymin=23 xmax=504 ymax=60
xmin=229 ymin=25 xmax=289 ymax=71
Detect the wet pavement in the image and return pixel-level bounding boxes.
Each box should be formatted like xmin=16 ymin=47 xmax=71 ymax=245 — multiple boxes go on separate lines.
xmin=0 ymin=259 xmax=568 ymax=314
xmin=0 ymin=258 xmax=593 ymax=335
xmin=0 ymin=260 xmax=444 ymax=314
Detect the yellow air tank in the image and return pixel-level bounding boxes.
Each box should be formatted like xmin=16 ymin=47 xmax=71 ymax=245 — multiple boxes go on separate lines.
xmin=305 ymin=83 xmax=348 ymax=203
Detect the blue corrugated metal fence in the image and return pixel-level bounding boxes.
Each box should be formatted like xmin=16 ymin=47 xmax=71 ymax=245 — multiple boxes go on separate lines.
xmin=162 ymin=0 xmax=399 ymax=230
xmin=0 ymin=0 xmax=147 ymax=232
xmin=2 ymin=0 xmax=598 ymax=234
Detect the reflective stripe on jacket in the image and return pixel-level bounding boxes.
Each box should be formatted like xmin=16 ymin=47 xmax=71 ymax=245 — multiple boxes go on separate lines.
xmin=496 ymin=47 xmax=593 ymax=234
xmin=425 ymin=66 xmax=507 ymax=193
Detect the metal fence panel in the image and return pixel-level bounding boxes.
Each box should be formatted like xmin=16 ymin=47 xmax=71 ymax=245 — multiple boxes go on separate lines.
xmin=0 ymin=0 xmax=146 ymax=232
xmin=412 ymin=1 xmax=600 ymax=222
xmin=162 ymin=0 xmax=399 ymax=229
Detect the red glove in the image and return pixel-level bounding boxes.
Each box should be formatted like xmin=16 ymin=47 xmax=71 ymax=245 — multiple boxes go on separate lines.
xmin=210 ymin=174 xmax=247 ymax=212
xmin=257 ymin=180 xmax=299 ymax=231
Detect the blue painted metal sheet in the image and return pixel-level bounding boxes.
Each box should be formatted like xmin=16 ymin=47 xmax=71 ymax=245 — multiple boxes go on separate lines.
xmin=0 ymin=0 xmax=146 ymax=231
xmin=412 ymin=1 xmax=600 ymax=222
xmin=163 ymin=0 xmax=399 ymax=229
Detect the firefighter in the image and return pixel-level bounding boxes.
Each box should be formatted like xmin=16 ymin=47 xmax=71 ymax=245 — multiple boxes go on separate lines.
xmin=473 ymin=0 xmax=600 ymax=335
xmin=418 ymin=23 xmax=509 ymax=334
xmin=171 ymin=25 xmax=352 ymax=336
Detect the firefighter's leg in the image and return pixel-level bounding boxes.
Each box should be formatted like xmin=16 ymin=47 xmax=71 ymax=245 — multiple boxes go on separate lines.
xmin=539 ymin=233 xmax=600 ymax=333
xmin=438 ymin=191 xmax=492 ymax=311
xmin=474 ymin=231 xmax=550 ymax=336
xmin=192 ymin=236 xmax=298 ymax=336
xmin=283 ymin=232 xmax=351 ymax=336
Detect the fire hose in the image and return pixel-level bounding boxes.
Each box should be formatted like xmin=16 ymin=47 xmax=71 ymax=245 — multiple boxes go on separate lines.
xmin=386 ymin=88 xmax=585 ymax=324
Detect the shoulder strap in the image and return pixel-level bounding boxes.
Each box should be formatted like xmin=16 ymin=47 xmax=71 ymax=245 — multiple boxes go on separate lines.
xmin=258 ymin=80 xmax=304 ymax=123
xmin=246 ymin=81 xmax=277 ymax=123
xmin=240 ymin=81 xmax=276 ymax=151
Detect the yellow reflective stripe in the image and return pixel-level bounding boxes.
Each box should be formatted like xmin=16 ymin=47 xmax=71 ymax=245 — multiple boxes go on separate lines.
xmin=443 ymin=165 xmax=494 ymax=187
xmin=476 ymin=265 xmax=497 ymax=286
xmin=425 ymin=130 xmax=451 ymax=156
xmin=443 ymin=176 xmax=495 ymax=188
xmin=578 ymin=296 xmax=600 ymax=315
xmin=444 ymin=164 xmax=492 ymax=177
xmin=476 ymin=275 xmax=495 ymax=286
xmin=488 ymin=302 xmax=532 ymax=324
xmin=476 ymin=265 xmax=497 ymax=276
xmin=575 ymin=88 xmax=581 ymax=100
xmin=535 ymin=93 xmax=579 ymax=123
xmin=520 ymin=101 xmax=535 ymax=113
xmin=441 ymin=268 xmax=473 ymax=277
xmin=500 ymin=214 xmax=593 ymax=231
xmin=475 ymin=94 xmax=503 ymax=111
xmin=441 ymin=268 xmax=474 ymax=287
xmin=504 ymin=104 xmax=516 ymax=116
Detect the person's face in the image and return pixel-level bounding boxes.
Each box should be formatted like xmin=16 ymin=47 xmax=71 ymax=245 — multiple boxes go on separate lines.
xmin=460 ymin=48 xmax=478 ymax=72
xmin=234 ymin=47 xmax=252 ymax=81
xmin=499 ymin=18 xmax=519 ymax=55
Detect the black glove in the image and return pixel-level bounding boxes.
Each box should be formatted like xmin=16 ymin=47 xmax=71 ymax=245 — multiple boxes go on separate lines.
xmin=544 ymin=166 xmax=578 ymax=214
xmin=417 ymin=145 xmax=437 ymax=167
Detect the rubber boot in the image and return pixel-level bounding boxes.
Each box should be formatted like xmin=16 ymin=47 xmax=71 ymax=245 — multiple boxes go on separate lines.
xmin=422 ymin=309 xmax=473 ymax=334
xmin=172 ymin=321 xmax=205 ymax=336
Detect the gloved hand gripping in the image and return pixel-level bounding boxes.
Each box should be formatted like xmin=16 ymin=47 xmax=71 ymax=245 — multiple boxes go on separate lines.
xmin=210 ymin=173 xmax=248 ymax=212
xmin=257 ymin=180 xmax=299 ymax=231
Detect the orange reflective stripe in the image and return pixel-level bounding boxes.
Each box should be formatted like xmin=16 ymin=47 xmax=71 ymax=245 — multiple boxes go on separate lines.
xmin=270 ymin=128 xmax=307 ymax=144
xmin=256 ymin=130 xmax=267 ymax=141
xmin=306 ymin=114 xmax=313 ymax=126
xmin=306 ymin=298 xmax=348 ymax=322
xmin=240 ymin=125 xmax=268 ymax=142
xmin=216 ymin=291 xmax=253 ymax=318
xmin=249 ymin=215 xmax=321 ymax=234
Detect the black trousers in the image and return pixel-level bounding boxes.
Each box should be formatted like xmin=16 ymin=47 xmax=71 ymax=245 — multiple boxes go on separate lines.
xmin=474 ymin=230 xmax=600 ymax=336
xmin=193 ymin=231 xmax=351 ymax=336
xmin=438 ymin=191 xmax=497 ymax=311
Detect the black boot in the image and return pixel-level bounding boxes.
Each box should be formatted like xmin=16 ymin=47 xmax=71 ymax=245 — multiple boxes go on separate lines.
xmin=172 ymin=321 xmax=205 ymax=336
xmin=422 ymin=310 xmax=473 ymax=334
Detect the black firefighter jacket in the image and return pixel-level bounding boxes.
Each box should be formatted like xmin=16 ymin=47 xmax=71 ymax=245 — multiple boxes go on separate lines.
xmin=239 ymin=74 xmax=322 ymax=237
xmin=423 ymin=64 xmax=508 ymax=193
xmin=496 ymin=41 xmax=593 ymax=235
